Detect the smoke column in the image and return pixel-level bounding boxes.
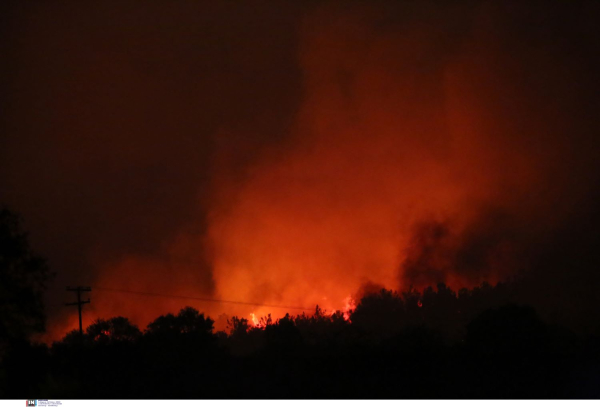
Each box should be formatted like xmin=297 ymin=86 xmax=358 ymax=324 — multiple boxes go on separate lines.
xmin=1 ymin=1 xmax=599 ymax=339
xmin=205 ymin=2 xmax=600 ymax=325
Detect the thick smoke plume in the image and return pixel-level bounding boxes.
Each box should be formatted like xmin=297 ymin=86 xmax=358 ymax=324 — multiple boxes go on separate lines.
xmin=207 ymin=1 xmax=600 ymax=326
xmin=1 ymin=1 xmax=599 ymax=339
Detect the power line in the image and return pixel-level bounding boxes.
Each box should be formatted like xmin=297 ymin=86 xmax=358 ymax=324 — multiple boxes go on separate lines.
xmin=92 ymin=286 xmax=315 ymax=312
xmin=65 ymin=286 xmax=91 ymax=336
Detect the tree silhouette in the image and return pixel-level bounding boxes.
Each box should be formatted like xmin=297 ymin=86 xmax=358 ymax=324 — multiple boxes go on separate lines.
xmin=0 ymin=207 xmax=53 ymax=354
xmin=264 ymin=313 xmax=303 ymax=352
xmin=146 ymin=306 xmax=213 ymax=337
xmin=227 ymin=316 xmax=250 ymax=337
xmin=421 ymin=283 xmax=460 ymax=339
xmin=8 ymin=280 xmax=600 ymax=398
xmin=86 ymin=316 xmax=142 ymax=344
xmin=350 ymin=289 xmax=405 ymax=338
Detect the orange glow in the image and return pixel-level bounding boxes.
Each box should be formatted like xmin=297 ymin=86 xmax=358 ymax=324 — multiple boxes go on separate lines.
xmin=40 ymin=3 xmax=588 ymax=342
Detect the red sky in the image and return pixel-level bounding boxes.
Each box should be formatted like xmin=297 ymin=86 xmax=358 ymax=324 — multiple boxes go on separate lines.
xmin=1 ymin=1 xmax=600 ymax=340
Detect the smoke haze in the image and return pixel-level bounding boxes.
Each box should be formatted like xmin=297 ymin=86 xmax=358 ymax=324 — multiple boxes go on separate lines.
xmin=1 ymin=1 xmax=599 ymax=339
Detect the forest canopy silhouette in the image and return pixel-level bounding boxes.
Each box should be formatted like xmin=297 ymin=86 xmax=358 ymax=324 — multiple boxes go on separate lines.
xmin=3 ymin=280 xmax=600 ymax=398
xmin=0 ymin=206 xmax=599 ymax=398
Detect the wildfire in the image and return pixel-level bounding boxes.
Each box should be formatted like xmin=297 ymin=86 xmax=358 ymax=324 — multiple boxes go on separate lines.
xmin=343 ymin=295 xmax=355 ymax=319
xmin=250 ymin=313 xmax=259 ymax=327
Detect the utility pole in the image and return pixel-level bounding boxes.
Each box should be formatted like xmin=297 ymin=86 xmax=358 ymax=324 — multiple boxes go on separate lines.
xmin=66 ymin=286 xmax=91 ymax=336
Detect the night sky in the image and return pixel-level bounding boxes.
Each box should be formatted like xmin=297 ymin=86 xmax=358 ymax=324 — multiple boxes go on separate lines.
xmin=1 ymin=1 xmax=600 ymax=340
